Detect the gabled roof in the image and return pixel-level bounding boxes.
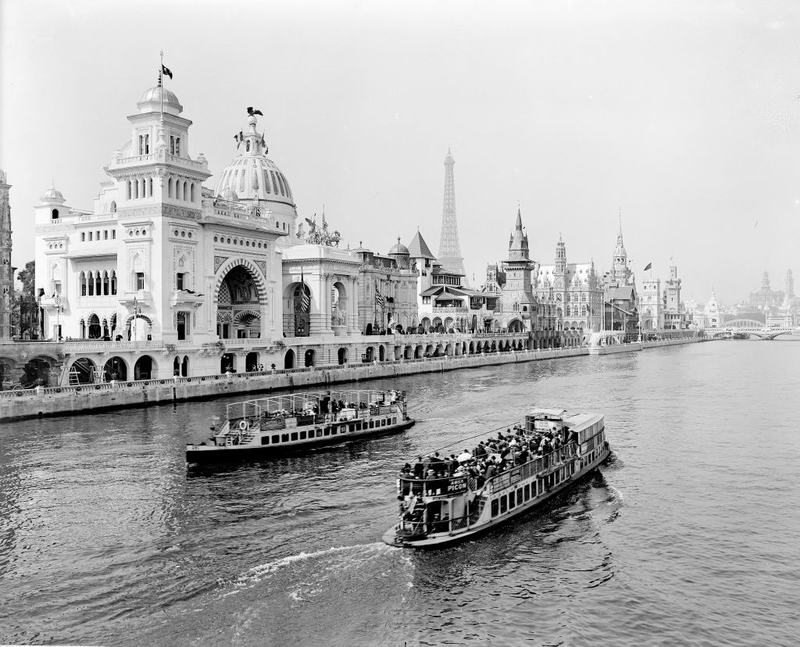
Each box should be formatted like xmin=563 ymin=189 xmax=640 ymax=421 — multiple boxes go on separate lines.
xmin=408 ymin=231 xmax=436 ymax=260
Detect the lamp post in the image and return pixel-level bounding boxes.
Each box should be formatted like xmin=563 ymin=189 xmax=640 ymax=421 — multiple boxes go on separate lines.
xmin=55 ymin=293 xmax=62 ymax=341
xmin=132 ymin=296 xmax=141 ymax=341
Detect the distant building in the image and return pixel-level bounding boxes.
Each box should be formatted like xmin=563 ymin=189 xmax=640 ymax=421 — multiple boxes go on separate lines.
xmin=748 ymin=271 xmax=784 ymax=309
xmin=640 ymin=278 xmax=663 ymax=331
xmin=663 ymin=265 xmax=687 ymax=329
xmin=601 ymin=221 xmax=638 ymax=340
xmin=534 ymin=235 xmax=602 ymax=347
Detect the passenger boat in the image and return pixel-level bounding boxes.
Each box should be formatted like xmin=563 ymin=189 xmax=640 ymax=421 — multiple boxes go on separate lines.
xmin=186 ymin=389 xmax=413 ymax=464
xmin=382 ymin=408 xmax=610 ymax=548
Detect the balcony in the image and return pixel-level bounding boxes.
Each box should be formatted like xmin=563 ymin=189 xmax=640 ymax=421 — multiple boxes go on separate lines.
xmin=120 ymin=290 xmax=152 ymax=306
xmin=170 ymin=290 xmax=205 ymax=308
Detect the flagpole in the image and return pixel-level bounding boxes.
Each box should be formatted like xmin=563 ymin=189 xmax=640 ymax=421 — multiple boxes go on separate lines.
xmin=159 ymin=51 xmax=164 ymax=122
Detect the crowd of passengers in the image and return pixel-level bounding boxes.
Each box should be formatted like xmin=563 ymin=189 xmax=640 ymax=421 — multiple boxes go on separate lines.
xmin=398 ymin=423 xmax=577 ymax=488
xmin=260 ymin=391 xmax=403 ymax=420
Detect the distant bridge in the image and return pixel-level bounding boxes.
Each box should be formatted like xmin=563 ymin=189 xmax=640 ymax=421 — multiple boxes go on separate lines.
xmin=722 ymin=319 xmax=799 ymax=340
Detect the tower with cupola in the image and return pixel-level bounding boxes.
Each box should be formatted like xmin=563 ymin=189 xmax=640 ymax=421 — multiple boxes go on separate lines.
xmin=500 ymin=209 xmax=537 ymax=329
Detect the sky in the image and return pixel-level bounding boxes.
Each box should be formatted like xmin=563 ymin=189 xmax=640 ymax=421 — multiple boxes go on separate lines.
xmin=1 ymin=0 xmax=799 ymax=306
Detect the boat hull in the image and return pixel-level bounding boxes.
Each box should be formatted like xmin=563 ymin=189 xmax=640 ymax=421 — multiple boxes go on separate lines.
xmin=383 ymin=444 xmax=610 ymax=549
xmin=588 ymin=342 xmax=642 ymax=355
xmin=187 ymin=419 xmax=415 ymax=464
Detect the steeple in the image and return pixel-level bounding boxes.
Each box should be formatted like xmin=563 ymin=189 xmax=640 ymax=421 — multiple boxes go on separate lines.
xmin=555 ymin=233 xmax=566 ymax=273
xmin=507 ymin=207 xmax=529 ymax=261
xmin=437 ymin=149 xmax=468 ymax=285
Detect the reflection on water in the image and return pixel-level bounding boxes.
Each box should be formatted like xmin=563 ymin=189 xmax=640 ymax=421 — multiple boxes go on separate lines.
xmin=1 ymin=341 xmax=800 ymax=646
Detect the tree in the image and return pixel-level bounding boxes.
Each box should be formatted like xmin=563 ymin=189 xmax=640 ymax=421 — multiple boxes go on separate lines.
xmin=12 ymin=260 xmax=37 ymax=338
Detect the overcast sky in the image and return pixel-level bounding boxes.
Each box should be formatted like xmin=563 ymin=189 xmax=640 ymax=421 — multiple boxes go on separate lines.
xmin=2 ymin=0 xmax=799 ymax=305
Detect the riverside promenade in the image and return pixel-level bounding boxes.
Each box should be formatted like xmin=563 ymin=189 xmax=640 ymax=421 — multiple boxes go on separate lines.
xmin=0 ymin=336 xmax=703 ymax=422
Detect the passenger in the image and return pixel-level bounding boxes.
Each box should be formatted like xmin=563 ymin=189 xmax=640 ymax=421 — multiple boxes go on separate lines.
xmin=413 ymin=457 xmax=425 ymax=479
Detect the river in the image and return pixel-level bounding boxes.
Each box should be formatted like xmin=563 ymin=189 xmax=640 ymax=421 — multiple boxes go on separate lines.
xmin=1 ymin=339 xmax=798 ymax=646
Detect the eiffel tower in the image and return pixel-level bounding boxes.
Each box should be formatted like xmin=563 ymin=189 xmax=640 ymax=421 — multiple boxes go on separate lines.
xmin=437 ymin=149 xmax=468 ymax=286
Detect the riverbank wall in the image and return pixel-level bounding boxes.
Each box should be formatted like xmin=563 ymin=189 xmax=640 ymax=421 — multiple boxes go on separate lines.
xmin=0 ymin=337 xmax=705 ymax=421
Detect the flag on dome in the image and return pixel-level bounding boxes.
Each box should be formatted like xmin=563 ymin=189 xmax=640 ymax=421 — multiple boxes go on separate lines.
xmin=162 ymin=64 xmax=173 ymax=79
xmin=644 ymin=262 xmax=652 ymax=271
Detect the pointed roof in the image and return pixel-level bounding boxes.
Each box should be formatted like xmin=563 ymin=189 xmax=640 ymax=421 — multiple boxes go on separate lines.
xmin=408 ymin=230 xmax=436 ymax=259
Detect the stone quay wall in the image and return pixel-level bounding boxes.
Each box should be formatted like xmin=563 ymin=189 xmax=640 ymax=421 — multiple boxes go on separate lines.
xmin=0 ymin=336 xmax=705 ymax=422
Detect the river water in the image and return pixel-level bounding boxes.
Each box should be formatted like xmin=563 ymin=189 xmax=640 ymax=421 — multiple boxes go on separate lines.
xmin=1 ymin=340 xmax=799 ymax=646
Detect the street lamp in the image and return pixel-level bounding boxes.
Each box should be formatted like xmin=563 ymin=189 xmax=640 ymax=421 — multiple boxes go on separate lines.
xmin=132 ymin=296 xmax=141 ymax=341
xmin=55 ymin=293 xmax=62 ymax=341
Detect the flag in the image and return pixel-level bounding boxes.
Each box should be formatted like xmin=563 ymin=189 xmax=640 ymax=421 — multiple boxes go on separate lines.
xmin=300 ymin=269 xmax=310 ymax=312
xmin=375 ymin=285 xmax=385 ymax=308
xmin=644 ymin=262 xmax=652 ymax=271
xmin=161 ymin=64 xmax=173 ymax=79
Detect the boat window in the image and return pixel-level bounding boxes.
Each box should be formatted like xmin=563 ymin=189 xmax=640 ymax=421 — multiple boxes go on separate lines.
xmin=517 ymin=490 xmax=524 ymax=506
xmin=299 ymin=431 xmax=307 ymax=440
xmin=317 ymin=429 xmax=324 ymax=437
xmin=340 ymin=426 xmax=347 ymax=434
xmin=281 ymin=434 xmax=289 ymax=443
xmin=272 ymin=435 xmax=279 ymax=444
xmin=349 ymin=424 xmax=355 ymax=432
xmin=331 ymin=428 xmax=337 ymax=435
xmin=392 ymin=417 xmax=397 ymax=424
xmin=324 ymin=428 xmax=331 ymax=436
xmin=369 ymin=421 xmax=374 ymax=429
xmin=491 ymin=499 xmax=499 ymax=518
xmin=356 ymin=422 xmax=362 ymax=431
xmin=508 ymin=492 xmax=516 ymax=509
xmin=381 ymin=419 xmax=386 ymax=427
xmin=500 ymin=495 xmax=508 ymax=514
xmin=291 ymin=432 xmax=298 ymax=442
xmin=524 ymin=484 xmax=530 ymax=500
xmin=261 ymin=436 xmax=270 ymax=445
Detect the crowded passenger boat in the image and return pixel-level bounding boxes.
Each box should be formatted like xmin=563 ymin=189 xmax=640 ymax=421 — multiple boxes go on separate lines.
xmin=186 ymin=389 xmax=413 ymax=464
xmin=382 ymin=408 xmax=610 ymax=548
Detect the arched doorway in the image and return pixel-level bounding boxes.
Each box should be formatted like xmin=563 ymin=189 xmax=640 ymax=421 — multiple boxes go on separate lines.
xmin=246 ymin=352 xmax=260 ymax=372
xmin=69 ymin=358 xmax=97 ymax=384
xmin=181 ymin=355 xmax=189 ymax=377
xmin=337 ymin=348 xmax=348 ymax=365
xmin=331 ymin=281 xmax=348 ymax=328
xmin=378 ymin=346 xmax=385 ymax=361
xmin=304 ymin=349 xmax=315 ymax=367
xmin=21 ymin=358 xmax=51 ymax=387
xmin=103 ymin=357 xmax=127 ymax=381
xmin=134 ymin=356 xmax=154 ymax=380
xmin=221 ymin=353 xmax=236 ymax=373
xmin=364 ymin=346 xmax=374 ymax=362
xmin=284 ymin=349 xmax=296 ymax=369
xmin=217 ymin=265 xmax=262 ymax=339
xmin=87 ymin=314 xmax=101 ymax=339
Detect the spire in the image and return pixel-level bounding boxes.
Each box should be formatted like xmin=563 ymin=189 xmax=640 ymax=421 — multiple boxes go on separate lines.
xmin=515 ymin=207 xmax=523 ymax=231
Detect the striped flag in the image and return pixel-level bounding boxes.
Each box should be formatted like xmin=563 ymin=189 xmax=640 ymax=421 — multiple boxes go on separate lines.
xmin=375 ymin=285 xmax=385 ymax=308
xmin=301 ymin=287 xmax=310 ymax=313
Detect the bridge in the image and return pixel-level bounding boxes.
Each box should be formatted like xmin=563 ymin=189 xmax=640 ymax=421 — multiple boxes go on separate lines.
xmin=721 ymin=319 xmax=799 ymax=340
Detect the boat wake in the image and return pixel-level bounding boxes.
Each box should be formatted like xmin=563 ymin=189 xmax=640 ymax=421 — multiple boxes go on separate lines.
xmin=228 ymin=542 xmax=406 ymax=591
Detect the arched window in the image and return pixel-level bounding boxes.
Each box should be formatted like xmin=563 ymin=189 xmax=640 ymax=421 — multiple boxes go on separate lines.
xmin=51 ymin=208 xmax=59 ymax=220
xmin=95 ymin=272 xmax=102 ymax=295
xmin=168 ymin=178 xmax=174 ymax=198
xmin=126 ymin=181 xmax=131 ymax=200
xmin=80 ymin=271 xmax=87 ymax=296
xmin=103 ymin=271 xmax=110 ymax=295
xmin=87 ymin=271 xmax=94 ymax=296
xmin=110 ymin=201 xmax=117 ymax=213
xmin=81 ymin=232 xmax=85 ymax=242
xmin=110 ymin=270 xmax=117 ymax=295
xmin=190 ymin=183 xmax=195 ymax=202
xmin=246 ymin=140 xmax=251 ymax=152
xmin=263 ymin=170 xmax=271 ymax=194
xmin=148 ymin=177 xmax=153 ymax=197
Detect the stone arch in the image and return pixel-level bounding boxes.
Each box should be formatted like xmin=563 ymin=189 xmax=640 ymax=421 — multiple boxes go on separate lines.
xmin=378 ymin=345 xmax=386 ymax=361
xmin=68 ymin=357 xmax=99 ymax=384
xmin=214 ymin=258 xmax=269 ymax=306
xmin=331 ymin=280 xmax=348 ymax=327
xmin=338 ymin=347 xmax=348 ymax=365
xmin=134 ymin=355 xmax=156 ymax=380
xmin=102 ymin=357 xmax=128 ymax=381
xmin=284 ymin=349 xmax=296 ymax=369
xmin=304 ymin=349 xmax=316 ymax=367
xmin=414 ymin=345 xmax=423 ymax=359
xmin=404 ymin=345 xmax=413 ymax=360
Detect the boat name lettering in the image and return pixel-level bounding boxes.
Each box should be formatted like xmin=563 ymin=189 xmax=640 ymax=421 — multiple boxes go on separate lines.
xmin=447 ymin=479 xmax=467 ymax=494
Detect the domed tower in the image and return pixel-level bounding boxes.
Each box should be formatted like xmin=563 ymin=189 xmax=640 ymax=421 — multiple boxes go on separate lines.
xmin=0 ymin=169 xmax=13 ymax=339
xmin=502 ymin=208 xmax=537 ymax=327
xmin=214 ymin=110 xmax=299 ymax=245
xmin=388 ymin=237 xmax=410 ymax=270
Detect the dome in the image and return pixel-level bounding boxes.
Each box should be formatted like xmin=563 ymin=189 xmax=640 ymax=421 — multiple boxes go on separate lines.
xmin=218 ymin=186 xmax=239 ymax=201
xmin=214 ymin=151 xmax=295 ymax=208
xmin=388 ymin=238 xmax=409 ymax=255
xmin=137 ymin=85 xmax=183 ymax=115
xmin=41 ymin=184 xmax=65 ymax=203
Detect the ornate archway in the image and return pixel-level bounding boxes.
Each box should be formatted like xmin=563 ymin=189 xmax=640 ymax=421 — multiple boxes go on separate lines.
xmin=214 ymin=259 xmax=268 ymax=339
